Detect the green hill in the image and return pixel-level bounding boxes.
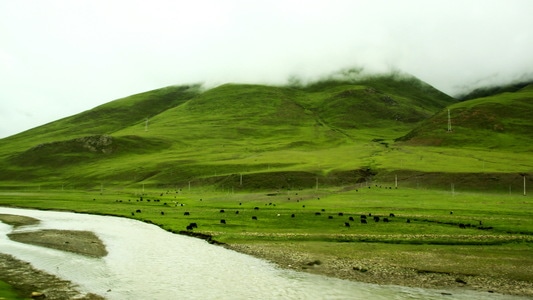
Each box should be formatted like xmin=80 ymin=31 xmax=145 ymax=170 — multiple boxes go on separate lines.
xmin=0 ymin=73 xmax=531 ymax=192
xmin=397 ymin=84 xmax=533 ymax=150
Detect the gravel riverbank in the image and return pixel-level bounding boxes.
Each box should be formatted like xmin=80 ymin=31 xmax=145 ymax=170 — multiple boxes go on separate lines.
xmin=225 ymin=243 xmax=533 ymax=298
xmin=1 ymin=213 xmax=532 ymax=298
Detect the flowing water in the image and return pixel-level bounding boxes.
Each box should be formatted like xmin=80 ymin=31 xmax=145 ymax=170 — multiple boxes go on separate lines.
xmin=0 ymin=207 xmax=526 ymax=299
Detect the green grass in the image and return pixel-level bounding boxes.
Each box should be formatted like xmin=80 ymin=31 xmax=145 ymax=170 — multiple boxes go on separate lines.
xmin=398 ymin=84 xmax=533 ymax=150
xmin=0 ymin=186 xmax=531 ymax=282
xmin=0 ymin=280 xmax=28 ymax=300
xmin=0 ymin=74 xmax=462 ymax=188
xmin=0 ymin=76 xmax=530 ymax=194
xmin=3 ymin=187 xmax=531 ymax=240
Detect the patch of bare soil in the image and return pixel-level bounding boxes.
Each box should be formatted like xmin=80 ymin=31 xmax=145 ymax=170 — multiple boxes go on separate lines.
xmin=0 ymin=213 xmax=40 ymax=227
xmin=8 ymin=230 xmax=108 ymax=258
xmin=226 ymin=243 xmax=533 ymax=298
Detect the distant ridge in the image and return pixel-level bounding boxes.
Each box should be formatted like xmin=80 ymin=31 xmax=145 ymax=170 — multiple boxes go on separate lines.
xmin=459 ymin=80 xmax=533 ymax=101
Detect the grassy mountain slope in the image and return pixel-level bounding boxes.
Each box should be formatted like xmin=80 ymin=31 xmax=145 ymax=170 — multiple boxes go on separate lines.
xmin=1 ymin=73 xmax=531 ymax=191
xmin=0 ymin=85 xmax=201 ymax=154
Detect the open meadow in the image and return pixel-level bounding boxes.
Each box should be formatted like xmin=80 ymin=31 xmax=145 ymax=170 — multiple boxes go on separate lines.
xmin=1 ymin=185 xmax=532 ymax=296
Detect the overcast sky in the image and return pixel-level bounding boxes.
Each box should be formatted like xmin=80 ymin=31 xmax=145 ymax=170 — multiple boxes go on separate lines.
xmin=1 ymin=0 xmax=532 ymax=138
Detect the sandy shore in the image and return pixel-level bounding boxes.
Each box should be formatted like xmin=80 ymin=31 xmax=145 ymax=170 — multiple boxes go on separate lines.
xmin=0 ymin=213 xmax=107 ymax=258
xmin=8 ymin=229 xmax=108 ymax=258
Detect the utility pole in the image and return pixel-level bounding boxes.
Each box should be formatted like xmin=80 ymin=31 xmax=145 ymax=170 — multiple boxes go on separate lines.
xmin=447 ymin=109 xmax=452 ymax=132
xmin=520 ymin=173 xmax=526 ymax=196
xmin=145 ymin=118 xmax=149 ymax=131
xmin=451 ymin=183 xmax=455 ymax=196
xmin=520 ymin=173 xmax=527 ymax=196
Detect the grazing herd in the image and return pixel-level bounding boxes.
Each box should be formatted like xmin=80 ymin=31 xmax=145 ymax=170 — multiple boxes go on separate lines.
xmin=109 ymin=190 xmax=486 ymax=235
xmin=122 ymin=193 xmax=408 ymax=233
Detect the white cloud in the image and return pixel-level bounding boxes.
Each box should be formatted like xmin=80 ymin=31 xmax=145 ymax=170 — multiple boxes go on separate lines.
xmin=1 ymin=0 xmax=532 ymax=138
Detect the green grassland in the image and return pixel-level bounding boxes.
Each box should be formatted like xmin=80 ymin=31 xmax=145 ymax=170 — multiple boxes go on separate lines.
xmin=0 ymin=186 xmax=531 ymax=286
xmin=0 ymin=280 xmax=26 ymax=300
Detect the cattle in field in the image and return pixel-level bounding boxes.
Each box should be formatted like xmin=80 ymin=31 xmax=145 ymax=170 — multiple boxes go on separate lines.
xmin=349 ymin=216 xmax=355 ymax=221
xmin=373 ymin=216 xmax=380 ymax=222
xmin=344 ymin=222 xmax=350 ymax=227
xmin=220 ymin=219 xmax=226 ymax=224
xmin=184 ymin=212 xmax=190 ymax=216
xmin=383 ymin=217 xmax=389 ymax=223
xmin=389 ymin=213 xmax=395 ymax=217
xmin=252 ymin=216 xmax=258 ymax=220
xmin=361 ymin=219 xmax=367 ymax=224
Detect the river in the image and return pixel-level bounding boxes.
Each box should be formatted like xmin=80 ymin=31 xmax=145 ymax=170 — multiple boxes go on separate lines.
xmin=0 ymin=207 xmax=526 ymax=299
